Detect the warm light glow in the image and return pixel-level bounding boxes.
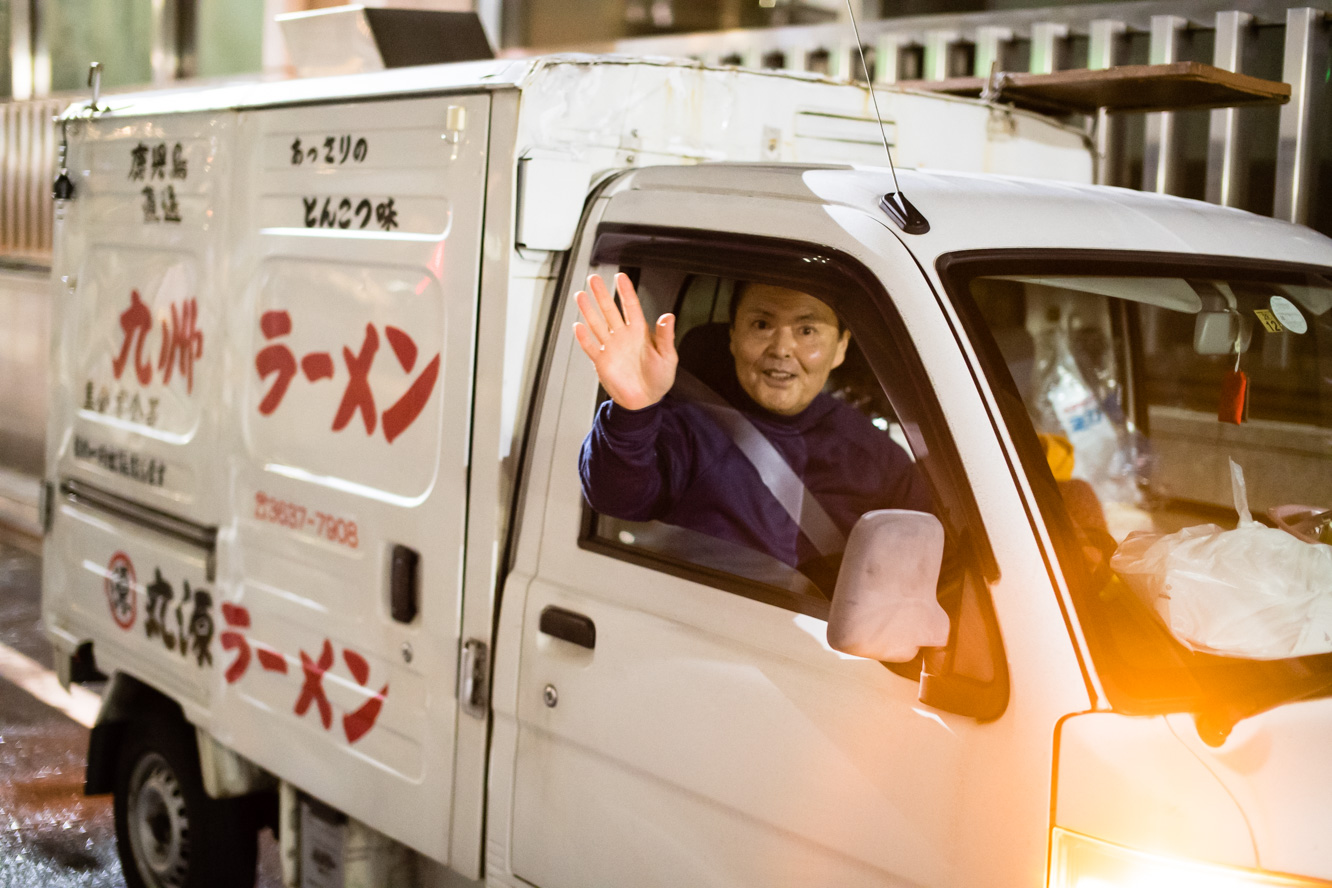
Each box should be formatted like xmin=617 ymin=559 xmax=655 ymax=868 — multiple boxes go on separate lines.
xmin=1051 ymin=828 xmax=1328 ymax=888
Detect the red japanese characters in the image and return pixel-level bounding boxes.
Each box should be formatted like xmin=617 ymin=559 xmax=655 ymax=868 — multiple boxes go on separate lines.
xmin=111 ymin=289 xmax=204 ymax=393
xmin=254 ymin=311 xmax=440 ymax=443
xmin=220 ymin=603 xmax=389 ymax=745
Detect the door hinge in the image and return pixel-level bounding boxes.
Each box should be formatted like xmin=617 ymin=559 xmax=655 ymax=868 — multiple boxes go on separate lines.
xmin=458 ymin=638 xmax=489 ymax=720
xmin=39 ymin=480 xmax=55 ymax=535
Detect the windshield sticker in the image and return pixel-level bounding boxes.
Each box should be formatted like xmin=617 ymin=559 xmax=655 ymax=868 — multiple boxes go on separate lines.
xmin=220 ymin=604 xmax=389 ymax=745
xmin=1269 ymin=296 xmax=1308 ymax=334
xmin=1253 ymin=309 xmax=1285 ymax=334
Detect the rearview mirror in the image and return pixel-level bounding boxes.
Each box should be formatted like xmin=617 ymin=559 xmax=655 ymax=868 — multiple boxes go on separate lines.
xmin=1193 ymin=292 xmax=1252 ymax=356
xmin=827 ymin=510 xmax=950 ymax=662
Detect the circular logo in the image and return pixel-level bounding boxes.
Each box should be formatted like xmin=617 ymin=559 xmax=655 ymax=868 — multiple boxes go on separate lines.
xmin=1269 ymin=295 xmax=1308 ymax=335
xmin=105 ymin=551 xmax=137 ymax=630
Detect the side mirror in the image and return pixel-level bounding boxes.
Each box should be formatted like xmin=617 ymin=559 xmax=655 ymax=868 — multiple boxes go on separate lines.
xmin=827 ymin=510 xmax=950 ymax=662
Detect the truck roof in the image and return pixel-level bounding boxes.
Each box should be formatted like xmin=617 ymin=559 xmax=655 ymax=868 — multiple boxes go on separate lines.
xmin=618 ymin=163 xmax=1332 ymax=270
xmin=61 ymin=53 xmax=1075 ymax=133
xmin=62 ymin=57 xmax=535 ymax=119
xmin=63 ymin=54 xmax=1095 ymax=185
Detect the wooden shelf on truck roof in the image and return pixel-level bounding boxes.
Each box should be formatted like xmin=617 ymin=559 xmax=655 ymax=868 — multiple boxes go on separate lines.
xmin=897 ymin=61 xmax=1290 ymax=116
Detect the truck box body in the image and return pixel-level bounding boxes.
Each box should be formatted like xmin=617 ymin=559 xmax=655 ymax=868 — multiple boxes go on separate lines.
xmin=42 ymin=54 xmax=1332 ymax=888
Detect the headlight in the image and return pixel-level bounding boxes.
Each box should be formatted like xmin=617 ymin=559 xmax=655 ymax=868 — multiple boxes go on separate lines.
xmin=1050 ymin=827 xmax=1330 ymax=888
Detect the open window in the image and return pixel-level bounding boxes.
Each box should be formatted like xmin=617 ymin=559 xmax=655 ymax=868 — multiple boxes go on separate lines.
xmin=576 ymin=226 xmax=1009 ymax=719
xmin=584 ymin=266 xmax=914 ymax=611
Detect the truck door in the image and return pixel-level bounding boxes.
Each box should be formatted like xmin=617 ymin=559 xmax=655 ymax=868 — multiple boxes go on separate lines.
xmin=44 ymin=110 xmax=235 ymax=709
xmin=210 ymin=94 xmax=490 ymax=865
xmin=495 ymin=176 xmax=1094 ymax=887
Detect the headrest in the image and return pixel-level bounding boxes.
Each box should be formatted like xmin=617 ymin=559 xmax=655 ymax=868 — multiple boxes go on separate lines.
xmin=676 ymin=322 xmax=734 ymax=393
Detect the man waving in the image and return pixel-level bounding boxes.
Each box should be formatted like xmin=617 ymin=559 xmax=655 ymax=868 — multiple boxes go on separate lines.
xmin=575 ymin=272 xmax=931 ymax=581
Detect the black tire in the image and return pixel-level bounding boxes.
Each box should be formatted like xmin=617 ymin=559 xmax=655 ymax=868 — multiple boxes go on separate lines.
xmin=112 ymin=714 xmax=262 ymax=888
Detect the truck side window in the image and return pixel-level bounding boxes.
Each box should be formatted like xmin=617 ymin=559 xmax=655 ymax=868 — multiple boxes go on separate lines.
xmin=579 ymin=267 xmax=927 ymax=616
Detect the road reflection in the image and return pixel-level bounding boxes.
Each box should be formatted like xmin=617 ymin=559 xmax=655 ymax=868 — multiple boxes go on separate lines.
xmin=0 ymin=534 xmax=280 ymax=887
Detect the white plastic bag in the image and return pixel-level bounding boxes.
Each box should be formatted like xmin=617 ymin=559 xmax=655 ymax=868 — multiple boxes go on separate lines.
xmin=1034 ymin=315 xmax=1138 ymax=505
xmin=1111 ymin=460 xmax=1332 ymax=659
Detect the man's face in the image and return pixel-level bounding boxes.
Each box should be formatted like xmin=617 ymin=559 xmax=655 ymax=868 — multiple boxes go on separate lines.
xmin=729 ymin=284 xmax=849 ymax=416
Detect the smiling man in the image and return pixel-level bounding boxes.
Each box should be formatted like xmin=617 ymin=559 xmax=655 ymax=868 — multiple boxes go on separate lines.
xmin=575 ymin=272 xmax=931 ymax=578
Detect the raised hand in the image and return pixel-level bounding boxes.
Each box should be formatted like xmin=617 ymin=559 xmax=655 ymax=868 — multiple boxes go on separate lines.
xmin=573 ymin=273 xmax=678 ymax=410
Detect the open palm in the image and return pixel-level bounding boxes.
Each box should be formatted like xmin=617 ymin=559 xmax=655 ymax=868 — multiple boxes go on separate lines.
xmin=573 ymin=273 xmax=678 ymax=410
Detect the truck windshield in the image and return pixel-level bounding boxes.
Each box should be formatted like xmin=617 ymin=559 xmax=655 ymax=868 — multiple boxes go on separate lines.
xmin=947 ymin=257 xmax=1332 ymax=724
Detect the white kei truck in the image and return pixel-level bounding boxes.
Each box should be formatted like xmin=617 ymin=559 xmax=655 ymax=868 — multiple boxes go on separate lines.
xmin=40 ymin=52 xmax=1332 ymax=888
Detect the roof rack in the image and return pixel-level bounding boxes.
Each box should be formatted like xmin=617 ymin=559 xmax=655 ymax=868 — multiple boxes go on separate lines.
xmin=896 ymin=61 xmax=1289 ymax=116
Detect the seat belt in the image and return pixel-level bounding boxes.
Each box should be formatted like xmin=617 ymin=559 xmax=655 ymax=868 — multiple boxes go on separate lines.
xmin=672 ymin=370 xmax=846 ymax=558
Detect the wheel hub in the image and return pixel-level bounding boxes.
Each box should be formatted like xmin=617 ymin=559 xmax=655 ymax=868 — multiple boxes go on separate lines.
xmin=127 ymin=752 xmax=190 ymax=888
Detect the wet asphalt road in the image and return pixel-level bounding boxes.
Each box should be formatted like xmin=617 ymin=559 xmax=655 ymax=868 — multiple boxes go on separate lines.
xmin=0 ymin=530 xmax=281 ymax=887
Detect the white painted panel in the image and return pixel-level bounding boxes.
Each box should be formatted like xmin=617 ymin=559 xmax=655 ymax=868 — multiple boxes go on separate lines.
xmin=44 ymin=500 xmax=214 ymax=709
xmin=1164 ymin=701 xmax=1332 ymax=881
xmin=50 ymin=112 xmax=233 ymax=522
xmin=242 ymin=258 xmax=447 ymax=500
xmin=1055 ymin=713 xmax=1253 ymax=868
xmin=208 ymin=92 xmax=492 ymax=866
xmin=73 ymin=247 xmax=203 ymax=439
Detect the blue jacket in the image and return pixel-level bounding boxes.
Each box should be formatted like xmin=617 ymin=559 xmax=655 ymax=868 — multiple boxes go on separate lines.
xmin=579 ymin=365 xmax=932 ymax=572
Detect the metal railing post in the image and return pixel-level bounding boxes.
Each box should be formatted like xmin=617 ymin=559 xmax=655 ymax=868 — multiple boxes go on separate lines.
xmin=1142 ymin=14 xmax=1190 ymax=195
xmin=973 ymin=25 xmax=1012 ymax=77
xmin=1206 ymin=10 xmax=1256 ymax=209
xmin=874 ymin=32 xmax=905 ymax=83
xmin=1274 ymin=7 xmax=1330 ymax=225
xmin=1030 ymin=22 xmax=1069 ymax=74
xmin=923 ymin=30 xmax=959 ymax=80
xmin=10 ymin=0 xmax=34 ymax=101
xmin=1089 ymin=18 xmax=1128 ymax=187
xmin=151 ymin=0 xmax=180 ymax=85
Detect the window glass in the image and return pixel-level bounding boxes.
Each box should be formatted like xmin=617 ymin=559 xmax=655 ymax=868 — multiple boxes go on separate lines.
xmin=582 ymin=267 xmax=923 ymax=612
xmin=959 ymin=263 xmax=1332 ymax=715
xmin=970 ymin=272 xmax=1331 ymax=540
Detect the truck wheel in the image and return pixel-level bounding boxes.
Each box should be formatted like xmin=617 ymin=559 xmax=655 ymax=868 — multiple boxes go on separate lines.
xmin=113 ymin=716 xmax=260 ymax=888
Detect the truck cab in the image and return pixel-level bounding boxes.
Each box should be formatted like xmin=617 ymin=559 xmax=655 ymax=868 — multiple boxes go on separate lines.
xmin=498 ymin=161 xmax=1332 ymax=887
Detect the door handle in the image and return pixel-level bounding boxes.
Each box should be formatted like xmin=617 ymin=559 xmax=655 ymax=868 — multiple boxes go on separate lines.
xmin=539 ymin=606 xmax=596 ymax=649
xmin=390 ymin=545 xmax=419 ymax=623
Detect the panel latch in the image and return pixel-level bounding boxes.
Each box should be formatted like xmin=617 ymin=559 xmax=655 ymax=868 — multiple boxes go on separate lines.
xmin=458 ymin=638 xmax=489 ymax=719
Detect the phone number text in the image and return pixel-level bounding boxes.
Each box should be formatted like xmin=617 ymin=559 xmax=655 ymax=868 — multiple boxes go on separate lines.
xmin=254 ymin=492 xmax=359 ymax=549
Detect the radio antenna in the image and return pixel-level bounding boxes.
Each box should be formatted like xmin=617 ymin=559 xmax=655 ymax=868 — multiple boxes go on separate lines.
xmin=845 ymin=1 xmax=896 ymax=188
xmin=843 ymin=0 xmax=929 ymax=234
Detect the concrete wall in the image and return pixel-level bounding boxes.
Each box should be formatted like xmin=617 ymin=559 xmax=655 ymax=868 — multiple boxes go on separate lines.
xmin=45 ymin=0 xmax=155 ymax=92
xmin=0 ymin=265 xmax=50 ymax=478
xmin=197 ymin=0 xmax=267 ymax=78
